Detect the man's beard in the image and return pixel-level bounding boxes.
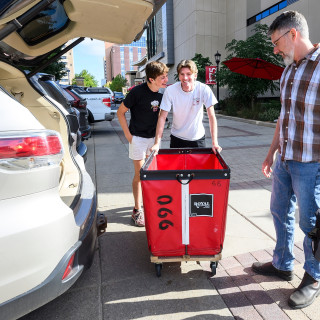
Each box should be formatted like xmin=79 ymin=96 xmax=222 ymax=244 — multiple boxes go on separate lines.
xmin=283 ymin=49 xmax=294 ymax=66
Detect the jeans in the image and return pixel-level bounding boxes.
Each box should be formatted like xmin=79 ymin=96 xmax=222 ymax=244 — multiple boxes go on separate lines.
xmin=271 ymin=154 xmax=320 ymax=280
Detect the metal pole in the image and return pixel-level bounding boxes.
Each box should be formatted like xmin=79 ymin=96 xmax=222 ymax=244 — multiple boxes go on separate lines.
xmin=216 ymin=61 xmax=220 ymax=109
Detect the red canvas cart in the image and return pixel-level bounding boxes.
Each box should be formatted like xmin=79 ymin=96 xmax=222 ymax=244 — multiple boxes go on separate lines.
xmin=140 ymin=148 xmax=230 ymax=277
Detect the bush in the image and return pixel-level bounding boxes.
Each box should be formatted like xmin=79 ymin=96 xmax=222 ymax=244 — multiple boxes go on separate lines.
xmin=219 ymin=97 xmax=281 ymax=122
xmin=219 ymin=97 xmax=241 ymax=116
xmin=257 ymin=100 xmax=281 ymax=121
xmin=258 ymin=108 xmax=280 ymax=121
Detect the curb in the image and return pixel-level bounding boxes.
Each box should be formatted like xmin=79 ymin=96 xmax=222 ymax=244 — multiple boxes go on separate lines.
xmin=216 ymin=113 xmax=277 ymax=128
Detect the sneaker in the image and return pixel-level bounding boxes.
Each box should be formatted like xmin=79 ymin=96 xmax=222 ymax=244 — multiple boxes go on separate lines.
xmin=132 ymin=208 xmax=145 ymax=227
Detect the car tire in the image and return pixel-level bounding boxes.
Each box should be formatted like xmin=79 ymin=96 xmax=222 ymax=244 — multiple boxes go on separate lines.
xmin=88 ymin=111 xmax=94 ymax=123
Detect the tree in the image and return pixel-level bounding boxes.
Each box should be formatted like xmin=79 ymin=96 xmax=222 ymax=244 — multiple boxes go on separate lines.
xmin=108 ymin=74 xmax=128 ymax=92
xmin=191 ymin=53 xmax=213 ymax=83
xmin=218 ymin=24 xmax=284 ymax=110
xmin=42 ymin=60 xmax=68 ymax=80
xmin=72 ymin=69 xmax=98 ymax=87
xmin=174 ymin=53 xmax=213 ymax=83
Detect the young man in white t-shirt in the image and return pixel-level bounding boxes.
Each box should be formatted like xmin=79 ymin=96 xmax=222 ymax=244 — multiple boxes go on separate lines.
xmin=151 ymin=59 xmax=221 ymax=152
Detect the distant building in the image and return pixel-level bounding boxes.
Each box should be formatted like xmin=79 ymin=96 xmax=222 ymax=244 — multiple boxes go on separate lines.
xmin=104 ymin=32 xmax=147 ymax=85
xmin=145 ymin=0 xmax=319 ymax=98
xmin=59 ymin=42 xmax=74 ymax=85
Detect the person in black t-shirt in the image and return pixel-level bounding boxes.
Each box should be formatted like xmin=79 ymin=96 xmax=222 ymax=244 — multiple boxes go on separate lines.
xmin=117 ymin=61 xmax=169 ymax=227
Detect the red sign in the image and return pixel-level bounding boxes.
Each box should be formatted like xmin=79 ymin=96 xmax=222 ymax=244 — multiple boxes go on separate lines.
xmin=206 ymin=66 xmax=217 ymax=85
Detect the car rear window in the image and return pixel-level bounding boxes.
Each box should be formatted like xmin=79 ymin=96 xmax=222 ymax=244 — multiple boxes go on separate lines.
xmin=72 ymin=86 xmax=87 ymax=94
xmin=62 ymin=88 xmax=74 ymax=102
xmin=17 ymin=0 xmax=69 ymax=46
xmin=87 ymin=88 xmax=112 ymax=94
xmin=68 ymin=89 xmax=84 ymax=100
xmin=39 ymin=79 xmax=71 ymax=110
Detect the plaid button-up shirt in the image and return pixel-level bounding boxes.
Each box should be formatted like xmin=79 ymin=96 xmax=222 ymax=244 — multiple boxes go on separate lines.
xmin=279 ymin=44 xmax=320 ymax=162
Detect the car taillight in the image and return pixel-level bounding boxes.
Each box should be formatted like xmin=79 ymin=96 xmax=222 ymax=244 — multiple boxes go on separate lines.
xmin=72 ymin=100 xmax=80 ymax=108
xmin=79 ymin=101 xmax=87 ymax=108
xmin=112 ymin=96 xmax=114 ymax=102
xmin=62 ymin=253 xmax=75 ymax=280
xmin=102 ymin=97 xmax=111 ymax=108
xmin=0 ymin=130 xmax=63 ymax=171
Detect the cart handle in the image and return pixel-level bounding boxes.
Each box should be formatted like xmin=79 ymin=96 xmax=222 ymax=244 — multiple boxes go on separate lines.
xmin=176 ymin=173 xmax=194 ymax=185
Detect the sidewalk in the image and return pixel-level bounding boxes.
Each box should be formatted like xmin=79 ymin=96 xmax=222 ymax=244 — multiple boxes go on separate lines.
xmin=92 ymin=112 xmax=318 ymax=320
xmin=21 ymin=113 xmax=319 ymax=320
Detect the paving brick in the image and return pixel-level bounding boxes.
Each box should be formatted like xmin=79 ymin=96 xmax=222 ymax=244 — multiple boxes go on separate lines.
xmin=255 ymin=274 xmax=310 ymax=320
xmin=250 ymin=249 xmax=273 ymax=262
xmin=223 ymin=266 xmax=291 ymax=319
xmin=234 ymin=252 xmax=257 ymax=267
xmin=210 ymin=270 xmax=263 ymax=320
xmin=219 ymin=256 xmax=242 ymax=270
xmin=254 ymin=303 xmax=291 ymax=320
xmin=265 ymin=247 xmax=274 ymax=256
xmin=293 ymin=246 xmax=305 ymax=264
xmin=294 ymin=241 xmax=304 ymax=250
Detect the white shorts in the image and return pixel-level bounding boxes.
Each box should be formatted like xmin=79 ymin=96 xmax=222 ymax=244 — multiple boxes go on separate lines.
xmin=129 ymin=135 xmax=155 ymax=160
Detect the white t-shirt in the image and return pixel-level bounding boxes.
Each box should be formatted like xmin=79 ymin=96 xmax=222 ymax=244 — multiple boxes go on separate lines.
xmin=160 ymin=81 xmax=217 ymax=140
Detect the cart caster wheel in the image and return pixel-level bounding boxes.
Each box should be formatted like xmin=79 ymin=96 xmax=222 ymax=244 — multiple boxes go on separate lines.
xmin=155 ymin=263 xmax=162 ymax=277
xmin=210 ymin=261 xmax=218 ymax=276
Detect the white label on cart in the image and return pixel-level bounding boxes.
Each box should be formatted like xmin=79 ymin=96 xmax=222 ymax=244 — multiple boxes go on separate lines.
xmin=190 ymin=194 xmax=213 ymax=217
xmin=181 ymin=180 xmax=189 ymax=245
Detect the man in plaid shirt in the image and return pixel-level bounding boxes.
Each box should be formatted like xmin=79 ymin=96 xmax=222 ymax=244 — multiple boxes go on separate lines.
xmin=251 ymin=11 xmax=320 ymax=309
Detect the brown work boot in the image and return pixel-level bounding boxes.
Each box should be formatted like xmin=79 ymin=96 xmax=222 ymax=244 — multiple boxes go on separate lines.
xmin=288 ymin=272 xmax=320 ymax=309
xmin=252 ymin=261 xmax=293 ymax=281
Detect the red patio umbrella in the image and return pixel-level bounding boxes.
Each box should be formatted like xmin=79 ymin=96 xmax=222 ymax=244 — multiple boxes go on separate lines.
xmin=223 ymin=57 xmax=284 ymax=80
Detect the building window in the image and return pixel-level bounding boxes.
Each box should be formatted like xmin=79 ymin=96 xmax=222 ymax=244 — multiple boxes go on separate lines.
xmin=270 ymin=5 xmax=279 ymax=14
xmin=262 ymin=10 xmax=269 ymax=19
xmin=247 ymin=0 xmax=298 ymax=26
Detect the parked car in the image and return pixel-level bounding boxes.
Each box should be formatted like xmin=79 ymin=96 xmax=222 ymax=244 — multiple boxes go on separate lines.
xmin=0 ymin=0 xmax=164 ymax=319
xmin=114 ymin=91 xmax=125 ymax=104
xmin=72 ymin=86 xmax=115 ymax=123
xmin=111 ymin=91 xmax=125 ymax=114
xmin=62 ymin=85 xmax=91 ymax=140
xmin=29 ymin=73 xmax=88 ymax=161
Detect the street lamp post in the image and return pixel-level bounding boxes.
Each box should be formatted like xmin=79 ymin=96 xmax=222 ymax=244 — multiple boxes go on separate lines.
xmin=66 ymin=69 xmax=70 ymax=85
xmin=214 ymin=51 xmax=221 ymax=110
xmin=110 ymin=47 xmax=115 ymax=81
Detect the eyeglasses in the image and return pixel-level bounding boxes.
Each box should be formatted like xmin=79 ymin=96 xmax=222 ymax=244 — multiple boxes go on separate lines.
xmin=272 ymin=30 xmax=290 ymax=47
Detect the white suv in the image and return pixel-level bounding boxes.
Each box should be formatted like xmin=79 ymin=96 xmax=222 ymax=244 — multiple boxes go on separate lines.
xmin=0 ymin=0 xmax=163 ymax=319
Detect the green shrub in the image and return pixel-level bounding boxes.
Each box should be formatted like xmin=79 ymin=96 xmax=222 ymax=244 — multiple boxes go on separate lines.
xmin=219 ymin=98 xmax=241 ymax=116
xmin=258 ymin=108 xmax=280 ymax=121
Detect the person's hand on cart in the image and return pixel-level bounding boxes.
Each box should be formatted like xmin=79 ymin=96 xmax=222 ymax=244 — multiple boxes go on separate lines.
xmin=212 ymin=140 xmax=222 ymax=154
xmin=150 ymin=142 xmax=160 ymax=155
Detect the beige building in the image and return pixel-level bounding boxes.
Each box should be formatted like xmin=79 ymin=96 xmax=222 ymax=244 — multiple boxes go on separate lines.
xmin=147 ymin=0 xmax=320 ymax=97
xmin=59 ymin=42 xmax=75 ymax=85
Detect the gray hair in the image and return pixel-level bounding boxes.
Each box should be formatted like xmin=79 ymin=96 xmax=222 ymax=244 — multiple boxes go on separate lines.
xmin=268 ymin=11 xmax=309 ymax=39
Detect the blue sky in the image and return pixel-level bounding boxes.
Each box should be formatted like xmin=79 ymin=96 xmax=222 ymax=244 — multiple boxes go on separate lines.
xmin=73 ymin=38 xmax=106 ymax=85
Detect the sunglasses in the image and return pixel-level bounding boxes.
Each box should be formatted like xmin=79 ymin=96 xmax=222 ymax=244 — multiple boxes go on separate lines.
xmin=272 ymin=30 xmax=290 ymax=47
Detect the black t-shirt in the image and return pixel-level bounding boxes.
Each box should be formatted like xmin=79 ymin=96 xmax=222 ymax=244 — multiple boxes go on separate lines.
xmin=123 ymin=82 xmax=162 ymax=138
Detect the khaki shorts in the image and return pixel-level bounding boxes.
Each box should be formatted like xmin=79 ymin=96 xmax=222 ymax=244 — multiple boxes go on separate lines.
xmin=129 ymin=135 xmax=155 ymax=160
